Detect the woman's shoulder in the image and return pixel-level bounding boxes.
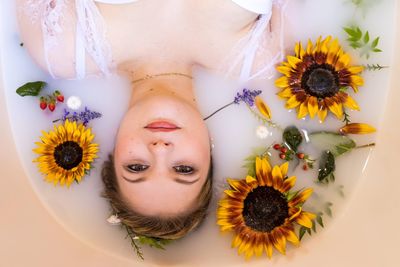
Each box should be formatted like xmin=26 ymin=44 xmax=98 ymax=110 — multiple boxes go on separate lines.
xmin=17 ymin=0 xmax=78 ymax=78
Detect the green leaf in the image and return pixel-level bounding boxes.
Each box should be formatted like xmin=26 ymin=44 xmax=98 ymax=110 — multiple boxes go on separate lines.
xmin=138 ymin=236 xmax=171 ymax=250
xmin=311 ymin=220 xmax=317 ymax=233
xmin=363 ymin=31 xmax=370 ymax=44
xmin=283 ymin=126 xmax=303 ymax=152
xmin=316 ymin=215 xmax=324 ymax=228
xmin=299 ymin=227 xmax=307 ymax=240
xmin=343 ymin=27 xmax=356 ymax=37
xmin=371 ymin=37 xmax=380 ymax=48
xmin=373 ymin=48 xmax=382 ymax=53
xmin=318 ymin=150 xmax=336 ymax=183
xmin=309 ymin=131 xmax=356 ymax=157
xmin=16 ymin=81 xmax=47 ymax=96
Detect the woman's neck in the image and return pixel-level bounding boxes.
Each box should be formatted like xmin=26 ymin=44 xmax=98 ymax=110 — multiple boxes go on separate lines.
xmin=127 ymin=65 xmax=197 ymax=108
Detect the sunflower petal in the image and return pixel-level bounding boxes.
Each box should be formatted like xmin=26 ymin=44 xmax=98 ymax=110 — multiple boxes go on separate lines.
xmin=277 ymin=65 xmax=293 ymax=77
xmin=271 ymin=230 xmax=286 ymax=255
xmin=255 ymin=96 xmax=272 ymax=120
xmin=339 ymin=123 xmax=376 ymax=134
xmin=318 ymin=106 xmax=328 ymax=122
xmin=286 ymin=95 xmax=301 ymax=109
xmin=287 ymin=56 xmax=302 ymax=69
xmin=307 ymin=96 xmax=318 ymax=118
xmin=290 ymin=188 xmax=313 ymax=207
xmin=277 ymin=88 xmax=293 ymax=99
xmin=297 ymin=100 xmax=309 ymax=119
xmin=281 ymin=176 xmax=296 ymax=192
xmin=295 ymin=211 xmax=317 ymax=228
xmin=343 ymin=94 xmax=360 ymax=111
xmin=280 ymin=162 xmax=289 ymax=177
xmin=275 ymin=76 xmax=289 ymax=88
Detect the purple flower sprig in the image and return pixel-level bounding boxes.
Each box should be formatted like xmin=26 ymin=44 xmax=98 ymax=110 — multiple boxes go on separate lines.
xmin=53 ymin=107 xmax=102 ymax=126
xmin=233 ymin=88 xmax=262 ymax=106
xmin=204 ymin=88 xmax=262 ymax=120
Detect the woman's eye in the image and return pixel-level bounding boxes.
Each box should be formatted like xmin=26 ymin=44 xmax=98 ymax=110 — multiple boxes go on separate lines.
xmin=174 ymin=165 xmax=194 ymax=174
xmin=127 ymin=164 xmax=149 ymax=173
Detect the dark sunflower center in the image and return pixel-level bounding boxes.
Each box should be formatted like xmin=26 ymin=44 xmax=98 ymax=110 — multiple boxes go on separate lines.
xmin=242 ymin=186 xmax=289 ymax=232
xmin=54 ymin=141 xmax=83 ymax=170
xmin=301 ymin=64 xmax=339 ymax=98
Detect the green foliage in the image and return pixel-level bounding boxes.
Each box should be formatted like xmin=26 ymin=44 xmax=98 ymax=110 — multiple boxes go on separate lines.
xmin=343 ymin=26 xmax=382 ymax=59
xmin=309 ymin=132 xmax=356 ymax=157
xmin=283 ymin=126 xmax=303 ymax=152
xmin=318 ymin=150 xmax=336 ymax=183
xmin=363 ymin=64 xmax=389 ymax=71
xmin=138 ymin=236 xmax=172 ymax=250
xmin=16 ymin=81 xmax=47 ymax=96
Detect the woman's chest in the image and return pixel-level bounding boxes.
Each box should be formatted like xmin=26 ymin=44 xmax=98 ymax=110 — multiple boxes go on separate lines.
xmin=98 ymin=0 xmax=259 ymax=68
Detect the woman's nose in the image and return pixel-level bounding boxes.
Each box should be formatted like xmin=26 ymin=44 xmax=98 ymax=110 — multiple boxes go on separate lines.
xmin=149 ymin=140 xmax=172 ymax=151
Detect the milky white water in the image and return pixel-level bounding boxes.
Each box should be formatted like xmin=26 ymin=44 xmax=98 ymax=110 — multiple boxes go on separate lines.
xmin=0 ymin=0 xmax=396 ymax=266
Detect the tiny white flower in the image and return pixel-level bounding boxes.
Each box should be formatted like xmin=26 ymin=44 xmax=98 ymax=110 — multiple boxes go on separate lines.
xmin=67 ymin=96 xmax=82 ymax=110
xmin=107 ymin=214 xmax=121 ymax=225
xmin=256 ymin=125 xmax=270 ymax=139
xmin=132 ymin=236 xmax=140 ymax=240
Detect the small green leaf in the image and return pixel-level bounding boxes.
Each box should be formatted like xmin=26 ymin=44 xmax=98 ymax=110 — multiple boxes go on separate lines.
xmin=318 ymin=150 xmax=336 ymax=183
xmin=316 ymin=215 xmax=324 ymax=228
xmin=311 ymin=220 xmax=317 ymax=233
xmin=16 ymin=81 xmax=47 ymax=96
xmin=309 ymin=131 xmax=356 ymax=157
xmin=299 ymin=227 xmax=307 ymax=240
xmin=371 ymin=37 xmax=380 ymax=48
xmin=373 ymin=48 xmax=382 ymax=53
xmin=363 ymin=31 xmax=370 ymax=44
xmin=283 ymin=126 xmax=303 ymax=152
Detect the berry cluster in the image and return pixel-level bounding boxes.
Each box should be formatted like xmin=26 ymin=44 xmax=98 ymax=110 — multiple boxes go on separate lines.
xmin=273 ymin=143 xmax=315 ymax=171
xmin=39 ymin=90 xmax=64 ymax=112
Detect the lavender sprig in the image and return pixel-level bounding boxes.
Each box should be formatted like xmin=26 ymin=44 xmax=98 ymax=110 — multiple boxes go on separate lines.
xmin=233 ymin=88 xmax=262 ymax=106
xmin=53 ymin=107 xmax=102 ymax=126
xmin=204 ymin=88 xmax=262 ymax=120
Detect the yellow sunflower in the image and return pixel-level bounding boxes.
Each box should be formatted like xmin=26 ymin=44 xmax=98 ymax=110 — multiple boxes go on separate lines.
xmin=217 ymin=157 xmax=315 ymax=259
xmin=33 ymin=120 xmax=99 ymax=187
xmin=275 ymin=36 xmax=364 ymax=122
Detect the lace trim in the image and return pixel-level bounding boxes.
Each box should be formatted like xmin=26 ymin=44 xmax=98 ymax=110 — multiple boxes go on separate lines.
xmin=221 ymin=0 xmax=289 ymax=82
xmin=75 ymin=0 xmax=112 ymax=78
xmin=23 ymin=0 xmax=67 ymax=78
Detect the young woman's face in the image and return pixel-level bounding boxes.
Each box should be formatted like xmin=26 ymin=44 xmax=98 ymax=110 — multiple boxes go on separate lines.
xmin=114 ymin=88 xmax=211 ymax=217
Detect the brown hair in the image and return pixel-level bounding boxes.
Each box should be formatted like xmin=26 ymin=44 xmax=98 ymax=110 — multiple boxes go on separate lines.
xmin=101 ymin=155 xmax=213 ymax=240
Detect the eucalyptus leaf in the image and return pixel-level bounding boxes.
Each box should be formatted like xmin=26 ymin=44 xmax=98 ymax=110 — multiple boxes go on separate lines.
xmin=16 ymin=81 xmax=47 ymax=96
xmin=309 ymin=131 xmax=356 ymax=157
xmin=283 ymin=126 xmax=303 ymax=152
xmin=318 ymin=150 xmax=336 ymax=183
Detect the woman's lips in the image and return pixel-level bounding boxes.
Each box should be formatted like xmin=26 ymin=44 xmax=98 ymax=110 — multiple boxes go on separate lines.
xmin=144 ymin=121 xmax=180 ymax=132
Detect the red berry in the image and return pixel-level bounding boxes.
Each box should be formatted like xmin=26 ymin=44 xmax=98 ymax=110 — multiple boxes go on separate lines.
xmin=273 ymin=144 xmax=281 ymax=150
xmin=40 ymin=102 xmax=47 ymax=110
xmin=280 ymin=147 xmax=288 ymax=153
xmin=279 ymin=153 xmax=286 ymax=160
xmin=48 ymin=103 xmax=56 ymax=112
xmin=57 ymin=95 xmax=64 ymax=102
xmin=297 ymin=153 xmax=305 ymax=159
xmin=302 ymin=164 xmax=308 ymax=171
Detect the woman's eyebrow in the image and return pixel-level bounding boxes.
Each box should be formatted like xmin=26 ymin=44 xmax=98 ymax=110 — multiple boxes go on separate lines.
xmin=122 ymin=176 xmax=145 ymax=183
xmin=174 ymin=177 xmax=200 ymax=185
